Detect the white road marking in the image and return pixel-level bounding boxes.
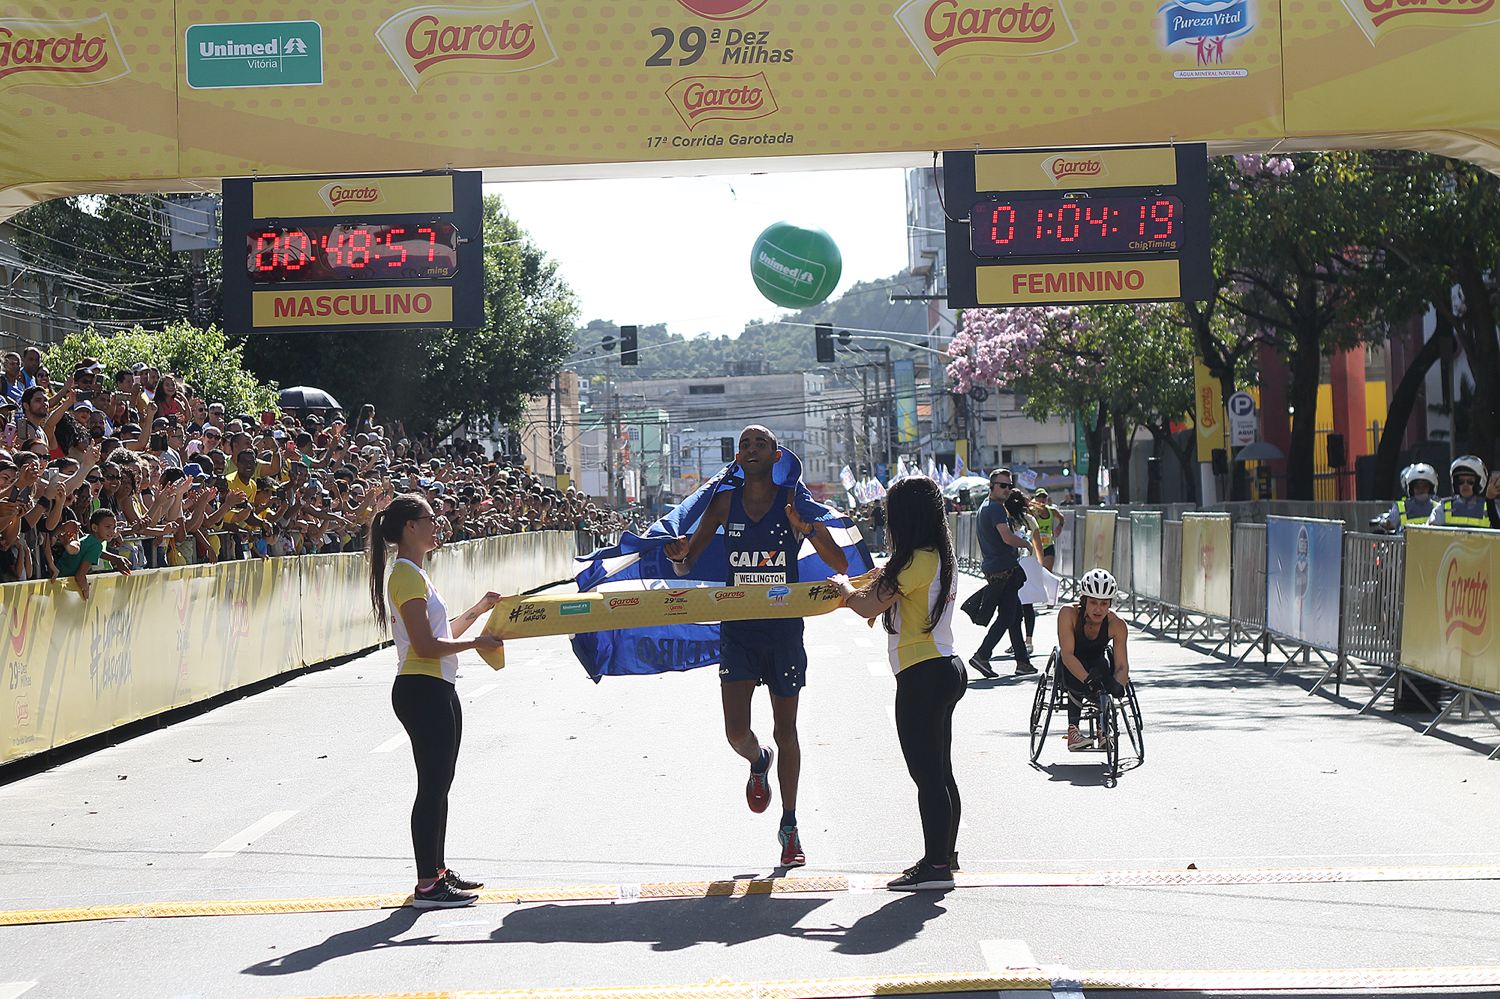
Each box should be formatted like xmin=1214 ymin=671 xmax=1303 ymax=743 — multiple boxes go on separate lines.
xmin=467 ymin=683 xmax=501 ymax=701
xmin=371 ymin=733 xmax=408 ymax=754
xmin=203 ymin=810 xmax=298 ymax=859
xmin=981 ymin=938 xmax=1038 ymax=970
xmin=0 ymin=984 xmax=38 ymax=999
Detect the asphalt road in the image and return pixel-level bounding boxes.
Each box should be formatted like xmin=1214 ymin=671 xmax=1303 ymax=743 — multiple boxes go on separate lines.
xmin=2 ymin=573 xmax=1498 ymax=999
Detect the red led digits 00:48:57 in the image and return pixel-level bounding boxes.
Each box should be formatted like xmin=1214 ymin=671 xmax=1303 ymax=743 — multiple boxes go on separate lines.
xmin=969 ymin=195 xmax=1182 ymax=259
xmin=246 ymin=222 xmax=460 ymax=283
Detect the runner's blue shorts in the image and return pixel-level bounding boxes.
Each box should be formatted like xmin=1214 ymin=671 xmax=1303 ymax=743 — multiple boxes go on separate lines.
xmin=719 ymin=620 xmax=807 ymax=698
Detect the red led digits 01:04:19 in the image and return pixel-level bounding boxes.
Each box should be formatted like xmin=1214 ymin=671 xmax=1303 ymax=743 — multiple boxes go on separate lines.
xmin=246 ymin=222 xmax=461 ymax=283
xmin=969 ymin=195 xmax=1183 ymax=259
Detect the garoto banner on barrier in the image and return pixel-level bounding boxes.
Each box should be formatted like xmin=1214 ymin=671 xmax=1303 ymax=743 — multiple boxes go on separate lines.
xmin=1265 ymin=516 xmax=1343 ymax=652
xmin=1179 ymin=512 xmax=1231 ymax=618
xmin=1131 ymin=512 xmax=1163 ymax=601
xmin=1082 ymin=510 xmax=1117 ymax=575
xmin=1400 ymin=527 xmax=1500 ymax=695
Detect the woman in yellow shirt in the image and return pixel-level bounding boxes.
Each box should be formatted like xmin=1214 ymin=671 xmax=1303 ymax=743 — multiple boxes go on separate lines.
xmin=833 ymin=476 xmax=963 ymax=892
xmin=368 ymin=494 xmax=503 ymax=909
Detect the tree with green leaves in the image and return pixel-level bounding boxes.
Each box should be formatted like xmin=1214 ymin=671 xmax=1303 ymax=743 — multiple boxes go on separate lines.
xmin=242 ymin=193 xmax=577 ymax=439
xmin=44 ymin=321 xmax=277 ymax=416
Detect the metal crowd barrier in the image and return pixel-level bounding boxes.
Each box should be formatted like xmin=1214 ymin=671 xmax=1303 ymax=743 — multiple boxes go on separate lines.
xmin=1112 ymin=515 xmax=1133 ymax=615
xmin=1230 ymin=522 xmax=1267 ymax=654
xmin=1159 ymin=519 xmax=1182 ymax=626
xmin=1332 ymin=532 xmax=1405 ymax=697
xmin=1055 ymin=508 xmax=1077 ymax=599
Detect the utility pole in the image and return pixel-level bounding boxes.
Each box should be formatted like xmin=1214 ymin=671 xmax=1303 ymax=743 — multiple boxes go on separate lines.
xmin=604 ymin=378 xmax=617 ymax=509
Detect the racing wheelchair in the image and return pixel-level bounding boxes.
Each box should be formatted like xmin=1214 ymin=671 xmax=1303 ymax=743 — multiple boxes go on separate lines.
xmin=1028 ymin=645 xmax=1144 ymax=784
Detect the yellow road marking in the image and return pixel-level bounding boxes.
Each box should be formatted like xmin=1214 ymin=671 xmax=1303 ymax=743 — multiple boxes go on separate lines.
xmin=2 ymin=864 xmax=1497 ymax=928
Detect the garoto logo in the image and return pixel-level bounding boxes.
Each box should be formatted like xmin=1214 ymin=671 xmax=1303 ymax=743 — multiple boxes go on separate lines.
xmin=1438 ymin=542 xmax=1490 ymax=643
xmin=0 ymin=14 xmax=129 ymax=87
xmin=1340 ymin=0 xmax=1500 ymax=41
xmin=676 ymin=0 xmax=772 ymax=19
xmin=665 ymin=72 xmax=778 ymax=130
xmin=376 ymin=1 xmax=557 ymax=90
xmin=893 ymin=0 xmax=1079 ymax=74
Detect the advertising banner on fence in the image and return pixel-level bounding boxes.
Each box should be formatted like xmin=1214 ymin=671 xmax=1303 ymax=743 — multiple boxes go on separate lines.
xmin=4 ymin=1 xmax=1500 ymax=209
xmin=1400 ymin=527 xmax=1500 ymax=695
xmin=1265 ymin=516 xmax=1343 ymax=652
xmin=1131 ymin=511 xmax=1163 ymax=600
xmin=1179 ymin=512 xmax=1231 ymax=618
xmin=1 ymin=532 xmax=578 ymax=765
xmin=1082 ymin=509 xmax=1116 ymax=574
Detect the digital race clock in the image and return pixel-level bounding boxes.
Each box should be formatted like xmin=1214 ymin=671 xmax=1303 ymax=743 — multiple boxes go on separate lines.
xmin=222 ymin=171 xmax=483 ymax=334
xmin=943 ymin=145 xmax=1210 ymax=308
xmin=969 ymin=194 xmax=1184 ymax=258
xmin=247 ymin=222 xmax=460 ymax=283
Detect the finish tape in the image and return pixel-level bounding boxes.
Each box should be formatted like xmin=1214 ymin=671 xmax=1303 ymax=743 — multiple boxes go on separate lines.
xmin=476 ymin=572 xmax=876 ymax=670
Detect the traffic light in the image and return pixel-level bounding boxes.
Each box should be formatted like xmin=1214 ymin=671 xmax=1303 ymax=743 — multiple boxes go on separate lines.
xmin=620 ymin=325 xmax=638 ymax=366
xmin=601 ymin=333 xmax=615 ymax=352
xmin=720 ymin=437 xmax=735 ymax=462
xmin=815 ymin=322 xmax=835 ymax=363
xmin=838 ymin=329 xmax=852 ymax=346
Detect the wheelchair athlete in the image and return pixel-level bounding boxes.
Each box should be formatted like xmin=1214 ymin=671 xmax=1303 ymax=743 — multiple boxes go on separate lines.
xmin=1056 ymin=568 xmax=1131 ymax=752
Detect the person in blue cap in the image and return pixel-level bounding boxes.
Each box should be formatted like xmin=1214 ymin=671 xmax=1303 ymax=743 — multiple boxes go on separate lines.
xmin=663 ymin=424 xmax=848 ymax=869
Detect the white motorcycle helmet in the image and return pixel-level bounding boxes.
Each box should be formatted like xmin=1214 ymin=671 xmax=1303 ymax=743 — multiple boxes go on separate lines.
xmin=1400 ymin=462 xmax=1438 ymax=495
xmin=1079 ymin=568 xmax=1118 ymax=601
xmin=1450 ymin=455 xmax=1489 ymax=489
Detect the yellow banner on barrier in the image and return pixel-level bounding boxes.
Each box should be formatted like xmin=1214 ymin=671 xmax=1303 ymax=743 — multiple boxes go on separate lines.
xmin=1400 ymin=527 xmax=1500 ymax=695
xmin=1179 ymin=512 xmax=1232 ymax=618
xmin=477 ymin=572 xmax=877 ymax=671
xmin=1081 ymin=510 xmax=1116 ymax=574
xmin=0 ymin=532 xmax=579 ymax=765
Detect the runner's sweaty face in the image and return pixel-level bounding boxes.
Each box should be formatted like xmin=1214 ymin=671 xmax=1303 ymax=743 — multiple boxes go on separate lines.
xmin=737 ymin=426 xmax=779 ymax=476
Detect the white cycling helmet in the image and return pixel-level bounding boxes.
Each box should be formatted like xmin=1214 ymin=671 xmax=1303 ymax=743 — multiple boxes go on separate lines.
xmin=1450 ymin=455 xmax=1488 ymax=486
xmin=1079 ymin=568 xmax=1118 ymax=601
xmin=1400 ymin=462 xmax=1438 ymax=494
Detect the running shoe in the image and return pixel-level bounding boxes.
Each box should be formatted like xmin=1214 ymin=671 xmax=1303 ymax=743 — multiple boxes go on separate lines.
xmin=779 ymin=825 xmax=806 ymax=868
xmin=1014 ymin=661 xmax=1038 ymax=676
xmin=887 ymin=861 xmax=955 ymax=891
xmin=746 ymin=746 xmax=774 ymax=813
xmin=443 ymin=869 xmax=484 ymax=891
xmin=1066 ymin=726 xmax=1092 ymax=752
xmin=968 ymin=654 xmax=998 ymax=679
xmin=410 ymin=881 xmax=479 ymax=909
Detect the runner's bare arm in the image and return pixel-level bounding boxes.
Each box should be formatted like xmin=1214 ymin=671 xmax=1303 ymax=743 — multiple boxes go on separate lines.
xmin=806 ymin=523 xmax=849 ymax=574
xmin=1110 ymin=612 xmax=1130 ymax=683
xmin=664 ymin=492 xmax=730 ymax=574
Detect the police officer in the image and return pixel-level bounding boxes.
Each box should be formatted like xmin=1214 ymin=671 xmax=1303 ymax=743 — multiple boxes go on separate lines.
xmin=1377 ymin=463 xmax=1437 ymax=533
xmin=1428 ymin=455 xmax=1491 ymax=528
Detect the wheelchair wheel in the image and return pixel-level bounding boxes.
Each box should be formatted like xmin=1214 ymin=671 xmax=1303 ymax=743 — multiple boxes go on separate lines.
xmin=1122 ymin=681 xmax=1144 ymax=766
xmin=1028 ymin=657 xmax=1057 ymax=764
xmin=1100 ymin=694 xmax=1121 ymax=782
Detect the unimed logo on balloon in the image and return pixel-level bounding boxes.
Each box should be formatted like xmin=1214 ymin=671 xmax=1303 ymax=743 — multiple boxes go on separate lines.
xmin=677 ymin=0 xmax=772 ymax=18
xmin=376 ymin=1 xmax=557 ymax=90
xmin=1339 ymin=0 xmax=1500 ymax=42
xmin=665 ymin=72 xmax=778 ymax=129
xmin=0 ymin=14 xmax=129 ymax=88
xmin=1438 ymin=542 xmax=1490 ymax=644
xmin=893 ymin=0 xmax=1078 ymax=74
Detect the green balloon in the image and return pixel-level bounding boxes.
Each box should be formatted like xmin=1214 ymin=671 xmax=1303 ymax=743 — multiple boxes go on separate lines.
xmin=750 ymin=222 xmax=842 ymax=308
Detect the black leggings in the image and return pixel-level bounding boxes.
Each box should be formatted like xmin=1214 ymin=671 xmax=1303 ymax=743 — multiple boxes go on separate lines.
xmin=894 ymin=655 xmax=967 ymax=866
xmin=391 ymin=674 xmax=463 ymax=880
xmin=1062 ymin=650 xmax=1111 ymax=726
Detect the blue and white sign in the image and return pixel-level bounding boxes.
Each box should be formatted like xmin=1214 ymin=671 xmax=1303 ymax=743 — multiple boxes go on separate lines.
xmin=1227 ymin=390 xmax=1257 ymax=447
xmin=1266 ymin=517 xmax=1343 ymax=652
xmin=1159 ymin=0 xmax=1255 ymax=67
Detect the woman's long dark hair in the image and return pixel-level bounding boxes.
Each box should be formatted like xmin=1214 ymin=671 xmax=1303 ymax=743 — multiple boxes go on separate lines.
xmin=876 ymin=476 xmax=954 ymax=635
xmin=368 ymin=493 xmax=429 ymax=632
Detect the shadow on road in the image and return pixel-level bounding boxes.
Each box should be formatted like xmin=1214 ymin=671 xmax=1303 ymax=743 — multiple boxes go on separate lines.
xmin=242 ymin=892 xmax=950 ymax=975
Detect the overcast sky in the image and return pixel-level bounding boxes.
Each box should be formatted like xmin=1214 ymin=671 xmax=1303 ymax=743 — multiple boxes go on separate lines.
xmin=488 ymin=167 xmax=913 ymax=339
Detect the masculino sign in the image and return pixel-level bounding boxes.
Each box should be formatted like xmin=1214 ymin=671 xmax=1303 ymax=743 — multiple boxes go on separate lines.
xmin=1265 ymin=516 xmax=1343 ymax=653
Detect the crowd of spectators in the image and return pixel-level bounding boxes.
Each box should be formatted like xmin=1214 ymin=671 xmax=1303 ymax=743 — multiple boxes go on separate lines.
xmin=0 ymin=349 xmax=628 ymax=592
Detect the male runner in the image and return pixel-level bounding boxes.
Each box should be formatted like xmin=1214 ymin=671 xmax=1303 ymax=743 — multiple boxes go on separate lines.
xmin=664 ymin=425 xmax=849 ymax=868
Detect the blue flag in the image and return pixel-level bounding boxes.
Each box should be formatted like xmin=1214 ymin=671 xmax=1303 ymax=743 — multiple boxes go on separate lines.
xmin=570 ymin=447 xmax=873 ymax=680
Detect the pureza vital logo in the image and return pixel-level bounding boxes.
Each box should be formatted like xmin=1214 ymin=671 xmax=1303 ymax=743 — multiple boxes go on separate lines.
xmin=1340 ymin=0 xmax=1500 ymax=42
xmin=0 ymin=14 xmax=129 ymax=88
xmin=376 ymin=1 xmax=558 ymax=91
xmin=1158 ymin=0 xmax=1254 ymax=73
xmin=893 ymin=0 xmax=1078 ymax=74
